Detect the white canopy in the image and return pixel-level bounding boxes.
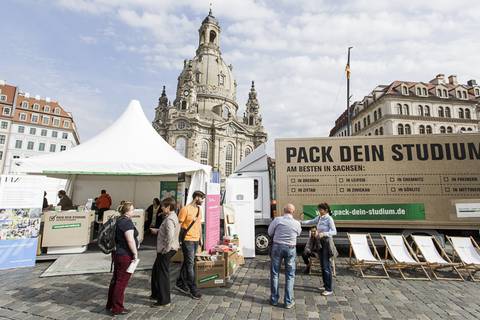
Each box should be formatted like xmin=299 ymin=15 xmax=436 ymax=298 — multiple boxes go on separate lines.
xmin=15 ymin=100 xmax=211 ymax=177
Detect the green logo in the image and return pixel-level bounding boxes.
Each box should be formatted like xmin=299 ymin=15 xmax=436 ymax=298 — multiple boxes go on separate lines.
xmin=303 ymin=203 xmax=425 ymax=221
xmin=199 ymin=274 xmax=219 ymax=283
xmin=52 ymin=223 xmax=82 ymax=229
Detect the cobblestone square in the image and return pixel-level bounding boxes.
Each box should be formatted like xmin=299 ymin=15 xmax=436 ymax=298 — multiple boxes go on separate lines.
xmin=1 ymin=256 xmax=479 ymax=320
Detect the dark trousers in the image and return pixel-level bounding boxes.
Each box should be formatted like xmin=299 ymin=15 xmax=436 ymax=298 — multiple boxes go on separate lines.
xmin=106 ymin=254 xmax=132 ymax=313
xmin=302 ymin=251 xmax=315 ymax=266
xmin=151 ymin=250 xmax=176 ymax=305
xmin=319 ymin=238 xmax=333 ymax=291
xmin=176 ymin=241 xmax=198 ymax=293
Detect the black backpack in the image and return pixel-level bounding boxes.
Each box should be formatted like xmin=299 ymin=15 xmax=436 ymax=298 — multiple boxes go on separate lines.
xmin=98 ymin=215 xmax=121 ymax=254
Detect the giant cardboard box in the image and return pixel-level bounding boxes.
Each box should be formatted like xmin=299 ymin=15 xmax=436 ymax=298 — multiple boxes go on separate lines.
xmin=224 ymin=251 xmax=240 ymax=277
xmin=195 ymin=260 xmax=226 ymax=288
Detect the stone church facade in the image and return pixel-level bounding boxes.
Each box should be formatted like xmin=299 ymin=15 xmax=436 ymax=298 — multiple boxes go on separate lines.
xmin=152 ymin=11 xmax=267 ymax=179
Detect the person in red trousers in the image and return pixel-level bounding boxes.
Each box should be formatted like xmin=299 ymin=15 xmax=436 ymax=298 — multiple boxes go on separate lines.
xmin=106 ymin=202 xmax=139 ymax=315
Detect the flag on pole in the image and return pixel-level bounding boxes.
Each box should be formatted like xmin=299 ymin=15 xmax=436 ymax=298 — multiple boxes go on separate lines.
xmin=345 ymin=63 xmax=351 ymax=79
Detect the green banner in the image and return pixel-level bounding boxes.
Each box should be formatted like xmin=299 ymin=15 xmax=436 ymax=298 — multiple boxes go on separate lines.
xmin=160 ymin=181 xmax=178 ymax=201
xmin=52 ymin=223 xmax=81 ymax=229
xmin=199 ymin=274 xmax=219 ymax=283
xmin=303 ymin=203 xmax=425 ymax=221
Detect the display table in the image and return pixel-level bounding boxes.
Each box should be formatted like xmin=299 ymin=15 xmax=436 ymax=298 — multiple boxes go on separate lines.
xmin=102 ymin=209 xmax=145 ymax=243
xmin=41 ymin=210 xmax=95 ymax=254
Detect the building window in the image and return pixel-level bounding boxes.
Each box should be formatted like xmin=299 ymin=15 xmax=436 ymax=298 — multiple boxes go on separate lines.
xmin=447 ymin=126 xmax=453 ymax=133
xmin=440 ymin=126 xmax=446 ymax=134
xmin=438 ymin=106 xmax=444 ymax=117
xmin=29 ymin=127 xmax=36 ymax=135
xmin=461 ymin=127 xmax=466 ymax=132
xmin=195 ymin=72 xmax=201 ymax=83
xmin=218 ymin=72 xmax=225 ymax=86
xmin=176 ymin=121 xmax=186 ymax=130
xmin=0 ymin=135 xmax=5 ymax=144
xmin=54 ymin=107 xmax=61 ymax=115
xmin=27 ymin=141 xmax=34 ymax=150
xmin=405 ymin=124 xmax=412 ymax=135
xmin=423 ymin=88 xmax=427 ymax=96
xmin=42 ymin=116 xmax=50 ymax=125
xmin=475 ymin=88 xmax=480 ymax=96
xmin=19 ymin=113 xmax=27 ymax=121
xmin=49 ymin=144 xmax=56 ymax=152
xmin=445 ymin=107 xmax=451 ymax=118
xmin=419 ymin=125 xmax=425 ymax=134
xmin=222 ymin=106 xmax=229 ymax=119
xmin=463 ymin=91 xmax=467 ymax=99
xmin=416 ymin=87 xmax=421 ymax=95
xmin=175 ymin=137 xmax=187 ymax=157
xmin=200 ymin=141 xmax=208 ymax=165
xmin=63 ymin=121 xmax=70 ymax=128
xmin=60 ymin=145 xmax=66 ymax=151
xmin=225 ymin=144 xmax=234 ymax=177
xmin=31 ymin=114 xmax=39 ymax=123
xmin=18 ymin=126 xmax=25 ymax=133
xmin=424 ymin=105 xmax=430 ymax=116
xmin=53 ymin=118 xmax=60 ymax=127
xmin=373 ymin=111 xmax=378 ymax=121
xmin=379 ymin=127 xmax=384 ymax=135
xmin=418 ymin=105 xmax=424 ymax=116
xmin=426 ymin=125 xmax=432 ymax=134
xmin=0 ymin=151 xmax=2 ymax=160
xmin=402 ymin=86 xmax=408 ymax=95
xmin=62 ymin=132 xmax=68 ymax=139
xmin=467 ymin=128 xmax=473 ymax=131
xmin=443 ymin=89 xmax=448 ymax=97
xmin=367 ymin=115 xmax=371 ymax=125
xmin=437 ymin=89 xmax=441 ymax=97
xmin=397 ymin=103 xmax=403 ymax=115
xmin=21 ymin=101 xmax=29 ymax=109
xmin=44 ymin=105 xmax=50 ymax=112
xmin=41 ymin=129 xmax=47 ymax=136
xmin=15 ymin=140 xmax=22 ymax=149
xmin=397 ymin=124 xmax=404 ymax=135
xmin=403 ymin=104 xmax=409 ymax=115
xmin=52 ymin=131 xmax=58 ymax=138
xmin=39 ymin=143 xmax=45 ymax=151
xmin=3 ymin=107 xmax=11 ymax=116
xmin=33 ymin=103 xmax=40 ymax=111
xmin=374 ymin=129 xmax=378 ymax=135
xmin=0 ymin=95 xmax=5 ymax=101
xmin=1 ymin=121 xmax=7 ymax=129
xmin=465 ymin=109 xmax=471 ymax=119
xmin=459 ymin=108 xmax=464 ymax=119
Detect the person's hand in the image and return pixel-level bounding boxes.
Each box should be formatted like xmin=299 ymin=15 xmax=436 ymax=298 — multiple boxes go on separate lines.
xmin=316 ymin=231 xmax=325 ymax=239
xmin=150 ymin=228 xmax=158 ymax=235
xmin=133 ymin=253 xmax=138 ymax=260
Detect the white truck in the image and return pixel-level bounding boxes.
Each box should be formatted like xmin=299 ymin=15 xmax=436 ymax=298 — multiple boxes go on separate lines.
xmin=229 ymin=135 xmax=480 ymax=254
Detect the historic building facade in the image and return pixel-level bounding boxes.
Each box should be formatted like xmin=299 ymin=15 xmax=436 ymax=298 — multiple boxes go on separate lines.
xmin=0 ymin=80 xmax=80 ymax=174
xmin=330 ymin=74 xmax=480 ymax=137
xmin=152 ymin=11 xmax=267 ymax=178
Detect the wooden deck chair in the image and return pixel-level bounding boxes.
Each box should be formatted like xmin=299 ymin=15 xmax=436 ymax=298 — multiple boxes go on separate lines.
xmin=411 ymin=235 xmax=463 ymax=281
xmin=348 ymin=233 xmax=389 ymax=279
xmin=447 ymin=236 xmax=480 ymax=282
xmin=381 ymin=234 xmax=430 ymax=280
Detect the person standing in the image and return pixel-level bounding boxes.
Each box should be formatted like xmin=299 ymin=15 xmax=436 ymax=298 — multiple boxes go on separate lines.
xmin=42 ymin=191 xmax=49 ymax=210
xmin=268 ymin=204 xmax=302 ymax=309
xmin=96 ymin=189 xmax=112 ymax=222
xmin=301 ymin=203 xmax=337 ymax=296
xmin=106 ymin=202 xmax=139 ymax=315
xmin=145 ymin=198 xmax=162 ymax=232
xmin=57 ymin=190 xmax=73 ymax=210
xmin=175 ymin=190 xmax=205 ymax=300
xmin=150 ymin=198 xmax=180 ymax=307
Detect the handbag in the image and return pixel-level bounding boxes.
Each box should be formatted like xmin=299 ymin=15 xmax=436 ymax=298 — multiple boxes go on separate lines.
xmin=179 ymin=207 xmax=200 ymax=244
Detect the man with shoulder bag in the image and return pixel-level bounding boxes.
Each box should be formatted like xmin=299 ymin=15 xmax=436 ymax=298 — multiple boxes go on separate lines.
xmin=175 ymin=191 xmax=205 ymax=300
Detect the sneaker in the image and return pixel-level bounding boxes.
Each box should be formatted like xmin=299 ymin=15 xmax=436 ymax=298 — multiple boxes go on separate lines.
xmin=285 ymin=301 xmax=296 ymax=309
xmin=270 ymin=301 xmax=278 ymax=306
xmin=175 ymin=285 xmax=190 ymax=295
xmin=190 ymin=291 xmax=202 ymax=300
xmin=151 ymin=302 xmax=170 ymax=308
xmin=319 ymin=287 xmax=325 ymax=292
xmin=322 ymin=290 xmax=333 ymax=296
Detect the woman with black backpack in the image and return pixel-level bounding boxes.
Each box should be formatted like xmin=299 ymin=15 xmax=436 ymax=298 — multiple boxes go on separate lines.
xmin=105 ymin=202 xmax=138 ymax=315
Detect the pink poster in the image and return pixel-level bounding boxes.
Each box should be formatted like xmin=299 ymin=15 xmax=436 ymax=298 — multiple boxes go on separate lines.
xmin=205 ymin=183 xmax=221 ymax=252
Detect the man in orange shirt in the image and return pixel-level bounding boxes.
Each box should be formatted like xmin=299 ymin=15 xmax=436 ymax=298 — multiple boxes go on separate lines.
xmin=96 ymin=189 xmax=112 ymax=221
xmin=175 ymin=190 xmax=205 ymax=300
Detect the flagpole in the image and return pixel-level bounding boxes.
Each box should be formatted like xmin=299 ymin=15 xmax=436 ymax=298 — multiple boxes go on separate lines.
xmin=346 ymin=46 xmax=353 ymax=136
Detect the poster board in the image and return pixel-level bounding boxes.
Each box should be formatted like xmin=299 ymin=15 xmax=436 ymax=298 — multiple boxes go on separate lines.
xmin=225 ymin=178 xmax=255 ymax=258
xmin=0 ymin=175 xmax=45 ymax=270
xmin=160 ymin=181 xmax=178 ymax=200
xmin=205 ymin=182 xmax=221 ymax=252
xmin=42 ymin=211 xmax=95 ymax=247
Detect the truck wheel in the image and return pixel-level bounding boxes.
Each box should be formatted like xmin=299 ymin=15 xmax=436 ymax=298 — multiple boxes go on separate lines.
xmin=255 ymin=228 xmax=271 ymax=255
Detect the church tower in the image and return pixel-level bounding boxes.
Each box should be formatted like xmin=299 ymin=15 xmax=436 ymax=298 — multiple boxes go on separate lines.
xmin=152 ymin=11 xmax=268 ymax=181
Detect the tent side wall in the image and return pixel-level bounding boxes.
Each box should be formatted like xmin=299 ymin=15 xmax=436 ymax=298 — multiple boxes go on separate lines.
xmin=72 ymin=175 xmax=182 ymax=209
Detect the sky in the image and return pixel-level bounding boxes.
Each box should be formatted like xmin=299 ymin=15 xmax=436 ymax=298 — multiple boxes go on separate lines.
xmin=1 ymin=0 xmax=479 ymax=155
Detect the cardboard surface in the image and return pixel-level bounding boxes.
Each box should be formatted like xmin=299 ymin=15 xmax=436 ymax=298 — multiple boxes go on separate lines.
xmin=42 ymin=211 xmax=95 ymax=247
xmin=224 ymin=251 xmax=239 ymax=277
xmin=195 ymin=260 xmax=226 ymax=288
xmin=275 ymin=134 xmax=480 ymax=229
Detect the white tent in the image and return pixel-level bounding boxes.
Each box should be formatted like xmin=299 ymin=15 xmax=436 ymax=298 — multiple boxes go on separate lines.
xmin=15 ymin=100 xmax=210 ymax=208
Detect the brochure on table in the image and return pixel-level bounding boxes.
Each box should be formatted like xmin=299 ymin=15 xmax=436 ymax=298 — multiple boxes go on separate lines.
xmin=0 ymin=175 xmax=46 ymax=270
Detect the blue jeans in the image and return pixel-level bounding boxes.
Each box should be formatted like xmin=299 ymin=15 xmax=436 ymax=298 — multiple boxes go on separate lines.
xmin=319 ymin=238 xmax=333 ymax=291
xmin=270 ymin=243 xmax=296 ymax=305
xmin=176 ymin=241 xmax=198 ymax=294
